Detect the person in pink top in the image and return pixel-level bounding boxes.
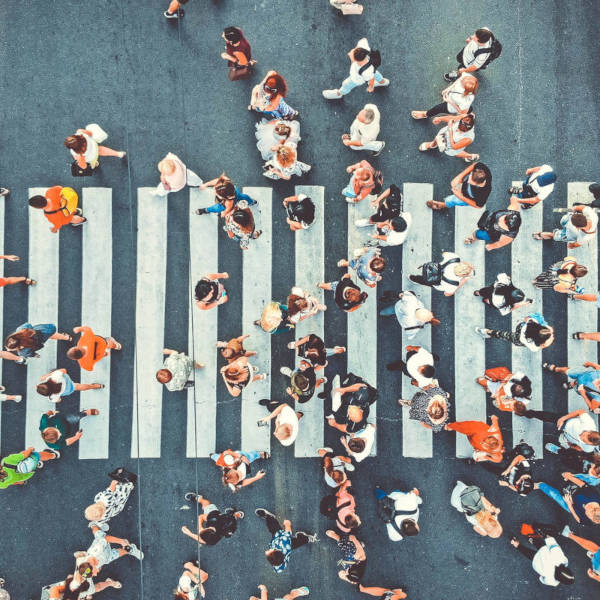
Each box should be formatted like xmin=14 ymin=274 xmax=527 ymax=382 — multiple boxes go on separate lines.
xmin=151 ymin=152 xmax=203 ymax=197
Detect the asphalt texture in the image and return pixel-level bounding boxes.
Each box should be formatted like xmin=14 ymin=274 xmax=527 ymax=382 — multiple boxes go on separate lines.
xmin=1 ymin=1 xmax=600 ymax=599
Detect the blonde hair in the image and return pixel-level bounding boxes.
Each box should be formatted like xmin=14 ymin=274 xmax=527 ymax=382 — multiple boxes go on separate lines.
xmin=454 ymin=262 xmax=474 ymax=278
xmin=158 ymin=158 xmax=176 ymax=175
xmin=276 ymin=145 xmax=296 ymax=168
xmin=462 ymin=75 xmax=479 ymax=95
xmin=84 ymin=503 xmax=106 ymax=522
xmin=475 ymin=511 xmax=502 ymax=538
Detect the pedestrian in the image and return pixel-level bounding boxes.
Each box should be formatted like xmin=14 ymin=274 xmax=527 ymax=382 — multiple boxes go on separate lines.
xmin=323 ymin=37 xmax=389 ymax=99
xmin=195 ymin=173 xmax=256 ymax=217
xmin=45 ymin=575 xmax=121 ymax=599
xmin=533 ymin=256 xmax=587 ymax=295
xmin=249 ymin=585 xmax=309 ymax=600
xmin=317 ymin=447 xmax=355 ymax=488
xmin=444 ymin=28 xmax=501 ymax=81
xmin=0 ymin=446 xmax=58 ymax=489
xmin=257 ymin=399 xmax=302 ymax=447
xmin=327 ymin=374 xmax=377 ymax=435
xmin=36 ymin=368 xmax=103 ymax=403
xmin=572 ymin=330 xmax=600 ymax=344
xmin=255 ymin=508 xmax=317 ymax=573
xmin=555 ymin=408 xmax=600 ymax=453
xmin=67 ymin=326 xmax=122 ymax=372
xmin=474 ymin=272 xmax=531 ymax=316
xmin=164 ymin=0 xmax=187 ymax=19
xmin=342 ymin=104 xmax=385 ymax=156
xmin=156 ymin=348 xmax=204 ymax=392
xmin=194 ymin=272 xmax=229 ymax=310
xmin=449 ymin=480 xmax=503 ymax=537
xmin=446 ymin=415 xmax=504 ymax=463
xmin=283 ymin=193 xmax=315 ymax=231
xmin=357 ymin=584 xmax=407 ymax=599
xmin=550 ymin=361 xmax=600 ymax=413
xmin=337 ymin=247 xmax=386 ymax=288
xmin=560 ymin=525 xmax=600 ymax=583
xmin=254 ymin=301 xmax=294 ymax=335
xmin=280 ymin=360 xmax=325 ymax=403
xmin=498 ymin=445 xmax=535 ymax=496
xmin=173 ymin=561 xmax=209 ymax=599
xmin=340 ymin=423 xmax=376 ymax=462
xmin=250 ymin=71 xmax=299 ymax=120
xmin=151 ymin=153 xmax=203 ymax=197
xmin=256 ymin=120 xmax=301 ymax=161
xmin=223 ymin=207 xmax=262 ymax=250
xmin=324 ymin=529 xmax=366 ymax=585
xmin=288 ymin=334 xmax=345 ymax=370
xmin=181 ymin=492 xmax=244 ymax=545
xmin=355 ymin=183 xmax=404 ymax=225
xmin=326 ymin=479 xmax=361 ymax=534
xmin=375 ymin=485 xmax=421 ymax=541
xmin=4 ymin=322 xmax=71 ymax=364
xmin=368 ymin=215 xmax=411 ymax=246
xmin=412 ymin=73 xmax=478 ymax=120
xmin=426 ymin=162 xmax=492 ymax=210
xmin=387 ymin=345 xmax=439 ymax=389
xmin=84 ymin=469 xmax=136 ymax=531
xmin=379 ymin=290 xmax=440 ymax=339
xmin=398 ymin=386 xmax=450 ymax=431
xmin=221 ymin=355 xmax=266 ymax=398
xmin=287 ymin=286 xmax=327 ymax=325
xmin=263 ymin=145 xmax=311 ymax=180
xmin=0 ymin=384 xmax=21 ymax=404
xmin=509 ymin=164 xmax=556 ymax=209
xmin=464 ymin=197 xmax=522 ymax=250
xmin=28 ymin=187 xmax=86 ymax=232
xmin=409 ymin=250 xmax=475 ymax=296
xmin=221 ymin=26 xmax=255 ymax=81
xmin=545 ymin=444 xmax=600 ymax=478
xmin=510 ymin=526 xmax=573 ymax=586
xmin=217 ymin=334 xmax=256 ymax=363
xmin=533 ymin=204 xmax=598 ymax=248
xmin=0 ymin=254 xmax=34 ymax=290
xmin=329 ymin=0 xmax=363 ymax=14
xmin=210 ymin=449 xmax=269 ymax=492
xmin=318 ymin=274 xmax=368 ymax=313
xmin=65 ymin=126 xmax=125 ymax=174
xmin=475 ymin=313 xmax=555 ymax=352
xmin=476 ymin=366 xmax=532 ymax=412
xmin=39 ymin=408 xmax=99 ymax=452
xmin=342 ymin=160 xmax=381 ymax=203
xmin=418 ymin=113 xmax=478 ymax=162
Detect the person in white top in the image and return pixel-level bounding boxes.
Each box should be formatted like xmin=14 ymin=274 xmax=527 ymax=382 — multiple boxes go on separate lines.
xmin=174 ymin=562 xmax=209 ymax=599
xmin=387 ymin=345 xmax=438 ymax=389
xmin=450 ymin=480 xmax=503 ymax=538
xmin=342 ymin=104 xmax=385 ymax=155
xmin=317 ymin=447 xmax=355 ymax=488
xmin=362 ymin=212 xmax=412 ymax=247
xmin=37 ymin=368 xmax=103 ymax=403
xmin=411 ymin=73 xmax=478 ymax=120
xmin=418 ymin=113 xmax=478 ymax=162
xmin=534 ymin=205 xmax=598 ymax=249
xmin=379 ymin=291 xmax=440 ymax=340
xmin=557 ymin=409 xmax=600 ymax=453
xmin=409 ymin=251 xmax=475 ymax=297
xmin=65 ymin=126 xmax=126 ymax=171
xmin=375 ymin=486 xmax=422 ymax=542
xmin=509 ymin=164 xmax=556 ymax=208
xmin=151 ymin=152 xmax=203 ymax=197
xmin=258 ymin=400 xmax=302 ymax=447
xmin=510 ymin=532 xmax=573 ymax=587
xmin=444 ymin=28 xmax=495 ymax=82
xmin=323 ymin=38 xmax=389 ymax=99
xmin=340 ymin=422 xmax=376 ymax=462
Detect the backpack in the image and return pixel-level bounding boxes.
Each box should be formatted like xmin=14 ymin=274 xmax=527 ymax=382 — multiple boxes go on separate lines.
xmin=320 ymin=494 xmax=338 ymax=518
xmin=420 ymin=257 xmax=460 ymax=286
xmin=372 ymin=170 xmax=384 ymax=195
xmin=459 ymin=485 xmax=484 ymax=516
xmin=358 ymin=49 xmax=381 ymax=75
xmin=474 ymin=35 xmax=502 ymax=69
xmin=377 ymin=495 xmax=396 ymax=523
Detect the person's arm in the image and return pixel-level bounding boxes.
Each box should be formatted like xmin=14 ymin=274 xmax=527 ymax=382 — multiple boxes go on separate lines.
xmin=199 ymin=176 xmax=222 ymax=190
xmin=21 ymin=446 xmax=35 ymax=459
xmin=260 ymin=403 xmax=285 ymax=424
xmin=481 ymin=496 xmax=500 ymax=515
xmin=557 ymin=409 xmax=586 ymax=430
xmin=327 ymin=417 xmax=347 ymax=433
xmin=283 ymin=195 xmax=298 ymax=206
xmin=267 ymin=166 xmax=291 ymax=180
xmin=501 ymin=454 xmax=524 ymax=477
xmin=346 ymin=162 xmax=361 ymax=173
xmin=564 ymin=491 xmax=581 ymax=523
xmin=105 ymin=533 xmax=129 ymax=546
xmin=562 ymin=472 xmax=586 ymax=488
xmin=293 ymin=335 xmax=310 ymax=348
xmin=485 ymin=235 xmax=514 ymax=251
xmin=337 ymin=383 xmax=365 ymax=395
xmin=206 ymin=272 xmax=229 ymax=281
xmin=65 ymin=430 xmax=83 ymax=446
xmin=447 ymin=125 xmax=472 ymax=151
xmin=0 ymin=254 xmax=19 ymax=261
xmin=431 ymin=115 xmax=456 ymax=125
xmin=240 ymin=469 xmax=266 ymax=487
xmin=162 ymin=348 xmax=178 ymax=356
xmin=372 ymin=186 xmax=390 ymax=207
xmin=73 ymin=325 xmax=92 ymax=335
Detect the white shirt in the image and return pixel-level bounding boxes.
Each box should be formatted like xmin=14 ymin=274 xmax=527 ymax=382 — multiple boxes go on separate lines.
xmin=433 ymin=251 xmax=465 ymax=294
xmin=527 ymin=164 xmax=555 ymax=201
xmin=445 ymin=73 xmax=475 ymax=114
xmin=461 ymin=34 xmax=492 ymax=69
xmin=347 ymin=423 xmax=375 ymax=462
xmin=348 ymin=38 xmax=374 ymax=84
xmin=406 ymin=347 xmax=435 ymax=388
xmin=276 ymin=404 xmax=299 ymax=446
xmin=438 ymin=121 xmax=475 ymax=156
xmin=323 ymin=456 xmax=346 ymax=488
xmin=378 ymin=211 xmax=412 ymax=247
xmin=386 ymin=491 xmax=422 ymax=542
xmin=561 ymin=412 xmax=599 ymax=453
xmin=70 ymin=130 xmax=99 ymax=165
xmin=350 ymin=113 xmax=380 ymax=144
xmin=394 ymin=291 xmax=425 ymax=339
xmin=40 ymin=370 xmax=68 ymax=403
xmin=531 ymin=538 xmax=568 ymax=587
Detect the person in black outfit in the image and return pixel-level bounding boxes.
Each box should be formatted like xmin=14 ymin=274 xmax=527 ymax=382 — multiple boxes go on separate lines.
xmin=318 ymin=274 xmax=367 ymax=313
xmin=427 ymin=162 xmax=491 ymax=210
xmin=464 ymin=198 xmax=522 ymax=251
xmin=475 ymin=272 xmax=531 ymax=316
xmin=362 ymin=184 xmax=403 ymax=224
xmin=289 ymin=333 xmax=345 ymax=370
xmin=181 ymin=493 xmax=243 ymax=546
xmin=327 ymin=374 xmax=377 ymax=434
xmin=497 ymin=443 xmax=535 ymax=496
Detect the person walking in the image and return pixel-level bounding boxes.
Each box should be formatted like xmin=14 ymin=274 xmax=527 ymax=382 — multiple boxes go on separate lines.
xmin=221 ymin=26 xmax=255 ymax=81
xmin=250 ymin=71 xmax=299 ymax=120
xmin=475 ymin=313 xmax=554 ymax=352
xmin=375 ymin=485 xmax=421 ymax=541
xmin=39 ymin=408 xmax=99 ymax=452
xmin=412 ymin=73 xmax=478 ymax=120
xmin=474 ymin=273 xmax=531 ymax=316
xmin=249 ymin=585 xmax=309 ymax=600
xmin=355 ymin=183 xmax=404 ymax=226
xmin=533 ymin=204 xmax=598 ymax=248
xmin=323 ymin=38 xmax=389 ymax=99
xmin=283 ymin=193 xmax=315 ymax=231
xmin=324 ymin=529 xmax=366 ymax=585
xmin=217 ymin=334 xmax=256 ymax=363
xmin=287 ymin=287 xmax=327 ymax=325
xmin=409 ymin=250 xmax=475 ymax=296
xmin=379 ymin=290 xmax=440 ymax=339
xmin=342 ymin=104 xmax=385 ymax=155
xmin=450 ymin=480 xmax=503 ymax=537
xmin=258 ymin=399 xmax=302 ymax=447
xmin=337 ymin=247 xmax=386 ymax=288
xmin=509 ymin=164 xmax=556 ymax=209
xmin=221 ymin=355 xmax=266 ymax=398
xmin=195 ymin=173 xmax=256 ymax=217
xmin=255 ymin=301 xmax=294 ymax=335
xmin=497 ymin=443 xmax=536 ymax=496
xmin=210 ymin=448 xmax=269 ymax=492
xmin=342 ymin=160 xmax=381 ymax=203
xmin=533 ymin=256 xmax=587 ymax=295
xmin=29 ymin=187 xmax=85 ymax=232
xmin=340 ymin=422 xmax=376 ymax=462
xmin=256 ymin=120 xmax=301 ymax=162
xmin=0 ymin=446 xmax=58 ymax=489
xmin=476 ymin=366 xmax=532 ymax=412
xmin=263 ymin=145 xmax=311 ymax=180
xmin=164 ymin=0 xmax=187 ymax=18
xmin=288 ymin=334 xmax=345 ymax=371
xmin=84 ymin=469 xmax=136 ymax=531
xmin=418 ymin=113 xmax=478 ymax=162
xmin=4 ymin=322 xmax=71 ymax=364
xmin=318 ymin=274 xmax=368 ymax=313
xmin=560 ymin=525 xmax=600 ymax=583
xmin=551 ymin=361 xmax=600 ymax=413
xmin=0 ymin=254 xmax=35 ymax=289
xmin=358 ymin=584 xmax=407 ymax=599
xmin=464 ymin=197 xmax=522 ymax=250
xmin=223 ymin=207 xmax=262 ymax=250
xmin=446 ymin=415 xmax=504 ymax=463
xmin=427 ymin=162 xmax=491 ymax=210
xmin=327 ymin=374 xmax=377 ymax=436
xmin=194 ymin=273 xmax=229 ymax=310
xmin=280 ymin=360 xmax=325 ymax=404
xmin=387 ymin=345 xmax=439 ymax=388
xmin=65 ymin=126 xmax=125 ymax=174
xmin=36 ymin=368 xmax=103 ymax=403
xmin=173 ymin=562 xmax=209 ymax=599
xmin=255 ymin=508 xmax=317 ymax=573
xmin=317 ymin=447 xmax=354 ymax=488
xmin=398 ymin=386 xmax=450 ymax=431
xmin=67 ymin=325 xmax=121 ymax=372
xmin=156 ymin=348 xmax=204 ymax=391
xmin=444 ymin=28 xmax=500 ymax=81
xmin=151 ymin=153 xmax=203 ymax=197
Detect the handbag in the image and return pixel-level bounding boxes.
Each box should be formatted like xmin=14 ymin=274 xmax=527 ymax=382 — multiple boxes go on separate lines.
xmin=71 ymin=161 xmax=98 ymax=177
xmin=85 ymin=123 xmax=108 ymax=144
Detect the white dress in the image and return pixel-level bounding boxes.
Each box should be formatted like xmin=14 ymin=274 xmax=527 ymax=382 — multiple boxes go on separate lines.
xmin=263 ymin=157 xmax=311 ymax=180
xmin=255 ymin=118 xmax=301 ymax=160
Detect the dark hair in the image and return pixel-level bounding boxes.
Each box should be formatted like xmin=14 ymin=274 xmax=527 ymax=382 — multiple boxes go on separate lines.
xmin=195 ymin=279 xmax=215 ymax=302
xmin=264 ymin=73 xmax=288 ymax=97
xmin=371 ymin=256 xmax=386 ymax=273
xmin=513 ymin=400 xmax=527 ymax=416
xmin=571 ymin=264 xmax=588 ymax=278
xmin=401 ymin=519 xmax=419 ymax=536
xmin=555 ymin=565 xmax=575 ymax=585
xmin=475 ymin=28 xmax=492 ymax=43
xmin=344 ymin=513 xmax=360 ymax=529
xmin=216 ymin=181 xmax=236 ymax=200
xmin=223 ymin=26 xmax=242 ymax=43
xmin=513 ymin=375 xmax=532 ymax=398
xmin=64 ymin=134 xmax=87 ymax=154
xmin=571 ymin=213 xmax=587 ymax=228
xmin=353 ymin=47 xmax=369 ymax=61
xmin=199 ymin=527 xmax=221 ymax=546
xmin=63 ymin=576 xmax=90 ymax=600
xmin=505 ymin=212 xmax=521 ymax=232
xmin=588 ymin=431 xmax=600 ymax=445
xmin=67 ymin=346 xmax=85 ymax=360
xmin=391 ymin=216 xmax=407 ymax=232
xmin=266 ymin=549 xmax=285 ymax=566
xmin=29 ymin=195 xmax=48 ymax=209
xmin=5 ymin=328 xmax=38 ymax=350
xmin=348 ymin=438 xmax=366 ymax=453
xmin=421 ymin=364 xmax=435 ymax=379
xmin=460 ymin=113 xmax=475 ymax=129
xmin=232 ymin=208 xmax=251 ymax=227
xmin=472 ymin=168 xmax=487 ymax=184
xmin=516 ymin=476 xmax=534 ymax=496
xmin=288 ymin=294 xmax=308 ymax=316
xmin=511 ymin=288 xmax=525 ymax=304
xmin=293 ymin=373 xmax=309 ymax=392
xmin=529 ymin=323 xmax=552 ymax=345
xmin=37 ymin=378 xmax=63 ymax=397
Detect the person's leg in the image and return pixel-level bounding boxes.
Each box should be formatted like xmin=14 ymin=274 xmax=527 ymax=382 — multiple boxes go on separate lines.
xmin=291 ymin=532 xmax=311 ymax=549
xmin=240 ymin=450 xmax=263 ymax=463
xmin=375 ymin=487 xmax=388 ymax=500
xmin=426 ymin=102 xmax=450 ymax=117
xmin=360 ymin=140 xmax=385 ymax=152
xmin=106 ymin=336 xmax=122 ymax=350
xmin=536 ymin=482 xmax=570 ymax=512
xmin=0 ymin=393 xmax=21 ymax=402
xmin=408 ymin=273 xmax=430 ymax=286
xmin=205 ymin=203 xmax=225 ymax=214
xmin=339 ymin=77 xmax=360 ymax=96
xmin=166 ymin=0 xmax=180 ymax=13
xmin=2 ymin=277 xmax=27 ymax=286
xmin=152 ymin=182 xmax=170 ymax=197
xmin=38 ymin=449 xmax=58 ymax=461
xmin=379 ymin=305 xmax=396 ymax=316
xmin=373 ymin=71 xmax=389 ymax=86
xmin=98 ymin=146 xmax=125 ymax=157
xmin=567 ymin=531 xmax=600 ymax=553
xmin=236 ymin=189 xmax=256 ymax=206
xmin=257 ymin=510 xmax=282 ymax=535
xmin=94 ymin=580 xmax=121 ymax=592
xmin=514 ymin=541 xmax=537 ymax=560
xmin=74 ymin=382 xmax=104 ymax=392
xmin=185 ymin=169 xmax=203 ymax=187
xmin=487 ymin=329 xmax=513 ymax=342
xmin=325 ymin=346 xmax=345 ymax=357
xmin=50 ymin=331 xmax=71 ymax=341
xmin=444 ymin=195 xmax=468 ymax=208
xmin=521 ymin=409 xmax=561 ymax=422
xmin=358 ymin=585 xmax=391 ymax=596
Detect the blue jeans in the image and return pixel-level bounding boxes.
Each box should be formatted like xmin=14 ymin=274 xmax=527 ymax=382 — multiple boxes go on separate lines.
xmin=380 ymin=305 xmax=396 ymax=316
xmin=339 ymin=70 xmax=384 ymax=95
xmin=538 ymin=482 xmax=570 ymax=512
xmin=240 ymin=450 xmax=263 ymax=462
xmin=235 ymin=187 xmax=256 ymax=206
xmin=206 ymin=203 xmax=225 ymax=214
xmin=342 ymin=174 xmax=357 ymax=198
xmin=444 ymin=194 xmax=468 ymax=207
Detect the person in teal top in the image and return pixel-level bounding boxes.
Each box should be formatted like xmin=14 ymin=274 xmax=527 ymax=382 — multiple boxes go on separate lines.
xmin=39 ymin=409 xmax=99 ymax=451
xmin=0 ymin=446 xmax=58 ymax=489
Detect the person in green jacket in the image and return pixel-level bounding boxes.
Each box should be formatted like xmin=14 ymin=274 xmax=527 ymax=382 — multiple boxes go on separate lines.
xmin=0 ymin=446 xmax=58 ymax=489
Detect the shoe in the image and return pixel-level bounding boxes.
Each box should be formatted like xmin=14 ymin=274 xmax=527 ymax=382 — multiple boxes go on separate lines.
xmin=195 ymin=208 xmax=207 ymax=216
xmin=372 ymin=142 xmax=386 ymax=156
xmin=47 ymin=449 xmax=60 ymax=459
xmin=337 ymin=259 xmax=347 ymax=267
xmin=253 ymin=319 xmax=261 ymax=328
xmin=474 ymin=327 xmax=491 ymax=339
xmin=322 ymin=89 xmax=342 ymax=100
xmin=185 ymin=492 xmax=199 ymax=503
xmin=287 ymin=341 xmax=296 ymax=350
xmin=408 ymin=275 xmax=421 ymax=284
xmin=36 ymin=460 xmax=44 ymax=469
xmin=345 ymin=463 xmax=355 ymax=472
xmin=234 ymin=510 xmax=245 ymax=519
xmin=255 ymin=508 xmax=276 ymax=519
xmin=545 ymin=442 xmax=560 ymax=454
xmin=0 ymin=188 xmax=10 ymax=197
xmin=374 ymin=78 xmax=389 ymax=87
xmin=320 ymin=377 xmax=328 ymax=384
xmin=280 ymin=366 xmax=293 ymax=377
xmin=258 ymin=398 xmax=271 ymax=407
xmin=164 ymin=10 xmax=179 ymax=18
xmin=13 ymin=395 xmax=22 ymax=403
xmin=294 ymin=587 xmax=310 ymax=596
xmin=561 ymin=525 xmax=572 ymax=537
xmin=443 ymin=71 xmax=459 ymax=82
xmin=16 ymin=357 xmax=27 ymax=365
xmin=125 ymin=543 xmax=143 ymax=560
xmin=117 ymin=151 xmax=127 ymax=159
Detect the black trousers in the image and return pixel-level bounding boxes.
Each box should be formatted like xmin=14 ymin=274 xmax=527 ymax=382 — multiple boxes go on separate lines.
xmin=409 ymin=273 xmax=433 ymax=287
xmin=258 ymin=512 xmax=311 ymax=549
xmin=426 ymin=102 xmax=452 ymax=118
xmin=522 ymin=409 xmax=560 ymax=423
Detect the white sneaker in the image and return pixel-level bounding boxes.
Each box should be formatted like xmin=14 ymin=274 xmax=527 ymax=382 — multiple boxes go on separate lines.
xmin=474 ymin=327 xmax=491 ymax=339
xmin=355 ymin=218 xmax=371 ymax=227
xmin=374 ymin=78 xmax=390 ymax=87
xmin=287 ymin=341 xmax=296 ymax=350
xmin=345 ymin=462 xmax=355 ymax=472
xmin=126 ymin=543 xmax=144 ymax=560
xmin=280 ymin=366 xmax=293 ymax=377
xmin=322 ymin=89 xmax=342 ymax=100
xmin=13 ymin=395 xmax=22 ymax=403
xmin=561 ymin=525 xmax=572 ymax=537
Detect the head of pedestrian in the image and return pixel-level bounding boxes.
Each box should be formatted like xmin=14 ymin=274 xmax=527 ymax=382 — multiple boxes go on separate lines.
xmin=348 ymin=437 xmax=366 ymax=454
xmin=64 ymin=134 xmax=88 ymax=154
xmin=223 ymin=26 xmax=242 ymax=44
xmin=390 ymin=216 xmax=407 ymax=233
xmin=454 ymin=262 xmax=475 ymax=279
xmin=537 ymin=171 xmax=557 ymax=186
xmin=352 ymin=46 xmax=369 ymax=62
xmin=223 ymin=468 xmax=241 ymax=487
xmin=275 ymin=145 xmax=296 ymax=168
xmin=67 ymin=346 xmax=86 ymax=361
xmin=156 ymin=368 xmax=173 ymax=384
xmin=343 ymin=513 xmax=361 ymax=531
xmin=415 ymin=308 xmax=440 ymax=326
xmin=472 ymin=167 xmax=487 ymax=184
xmin=41 ymin=427 xmax=61 ymax=444
xmin=37 ymin=379 xmax=62 ymax=397
xmin=274 ymin=122 xmax=292 ymax=137
xmin=358 ymin=107 xmax=376 ymax=124
xmin=263 ymin=73 xmax=287 ymax=98
xmin=458 ymin=114 xmax=475 ymax=131
xmin=462 ymin=76 xmax=479 ymax=95
xmin=346 ymin=287 xmax=367 ymax=306
xmin=512 ymin=401 xmax=529 ymax=416
xmin=293 ymin=373 xmax=310 ymax=392
xmin=288 ymin=293 xmax=309 ymax=316
xmin=157 ymin=158 xmax=177 ymax=176
xmin=84 ymin=502 xmax=107 ymax=523
xmin=582 ymin=431 xmax=600 ymax=446
xmin=331 ymin=470 xmax=347 ymax=485
xmin=475 ymin=28 xmax=492 ymax=44
xmin=274 ymin=421 xmax=294 ymax=442
xmin=476 ymin=511 xmax=502 ymax=538
xmin=585 ymin=502 xmax=600 ymax=524
xmin=371 ymin=256 xmax=386 ymax=273
xmin=77 ymin=561 xmax=95 ymax=580
xmin=215 ymin=181 xmax=236 ymax=202
xmin=419 ymin=364 xmax=436 ymax=378
xmin=195 ymin=279 xmax=217 ymax=303
xmin=5 ymin=329 xmax=34 ymax=351
xmin=347 ymin=405 xmax=364 ymax=423
xmin=401 ymin=519 xmax=420 ymax=537
xmin=571 ymin=213 xmax=588 ymax=229
xmin=555 ymin=565 xmax=575 ymax=585
xmin=482 ymin=435 xmax=501 ymax=451
xmin=511 ymin=288 xmax=525 ymax=304
xmin=221 ymin=347 xmax=235 ymax=360
xmin=265 ymin=548 xmax=285 ymax=567
xmin=427 ymin=396 xmax=448 ymax=425
xmin=28 ymin=195 xmax=49 ymax=209
xmin=568 ymin=264 xmax=588 ymax=278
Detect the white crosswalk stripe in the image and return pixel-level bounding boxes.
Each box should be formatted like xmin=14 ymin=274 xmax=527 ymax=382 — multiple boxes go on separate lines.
xmin=6 ymin=183 xmax=599 ymax=460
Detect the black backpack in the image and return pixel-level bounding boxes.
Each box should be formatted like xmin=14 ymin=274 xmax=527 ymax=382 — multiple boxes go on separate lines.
xmin=377 ymin=495 xmax=396 ymax=523
xmin=206 ymin=509 xmax=238 ymax=538
xmin=419 ymin=257 xmax=460 ymax=286
xmin=358 ymin=49 xmax=381 ymax=75
xmin=474 ymin=36 xmax=502 ymax=69
xmin=459 ymin=485 xmax=484 ymax=516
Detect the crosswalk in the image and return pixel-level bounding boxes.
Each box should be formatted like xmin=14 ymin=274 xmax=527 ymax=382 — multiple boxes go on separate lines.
xmin=1 ymin=183 xmax=598 ymax=460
